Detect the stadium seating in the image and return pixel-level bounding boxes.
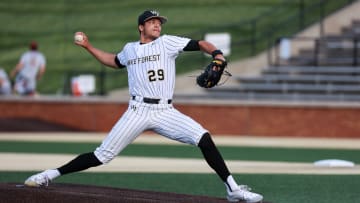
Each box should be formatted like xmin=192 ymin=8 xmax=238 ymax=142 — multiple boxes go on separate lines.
xmin=209 ymin=18 xmax=360 ymax=101
xmin=287 ymin=20 xmax=360 ymax=67
xmin=209 ymin=20 xmax=360 ymax=101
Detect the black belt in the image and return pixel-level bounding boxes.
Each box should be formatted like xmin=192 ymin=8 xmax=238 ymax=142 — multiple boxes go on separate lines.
xmin=132 ymin=96 xmax=172 ymax=104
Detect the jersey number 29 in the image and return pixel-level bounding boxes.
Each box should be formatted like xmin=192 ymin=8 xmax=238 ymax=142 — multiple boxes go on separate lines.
xmin=148 ymin=69 xmax=164 ymax=82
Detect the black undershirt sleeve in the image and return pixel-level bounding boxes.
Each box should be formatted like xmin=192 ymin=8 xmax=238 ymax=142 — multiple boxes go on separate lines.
xmin=183 ymin=39 xmax=200 ymax=51
xmin=114 ymin=56 xmax=126 ymax=68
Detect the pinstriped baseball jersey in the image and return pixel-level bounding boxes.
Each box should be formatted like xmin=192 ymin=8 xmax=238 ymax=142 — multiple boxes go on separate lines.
xmin=94 ymin=34 xmax=208 ymax=163
xmin=117 ymin=34 xmax=190 ymax=99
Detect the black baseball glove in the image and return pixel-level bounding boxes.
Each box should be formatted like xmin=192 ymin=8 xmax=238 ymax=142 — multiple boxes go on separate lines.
xmin=196 ymin=58 xmax=228 ymax=88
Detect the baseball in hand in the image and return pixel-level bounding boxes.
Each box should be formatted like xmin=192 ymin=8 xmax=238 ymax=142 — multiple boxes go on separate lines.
xmin=74 ymin=34 xmax=84 ymax=42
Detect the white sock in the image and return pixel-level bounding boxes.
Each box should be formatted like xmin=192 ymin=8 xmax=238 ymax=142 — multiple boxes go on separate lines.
xmin=45 ymin=169 xmax=61 ymax=180
xmin=224 ymin=175 xmax=239 ymax=192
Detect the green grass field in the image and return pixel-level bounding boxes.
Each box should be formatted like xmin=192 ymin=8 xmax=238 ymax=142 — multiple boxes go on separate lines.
xmin=0 ymin=0 xmax=352 ymax=94
xmin=1 ymin=141 xmax=360 ymax=163
xmin=1 ymin=172 xmax=360 ymax=203
xmin=1 ymin=140 xmax=360 ymax=202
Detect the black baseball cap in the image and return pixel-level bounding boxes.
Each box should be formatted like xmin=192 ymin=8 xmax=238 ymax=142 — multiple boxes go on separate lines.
xmin=138 ymin=10 xmax=167 ymax=25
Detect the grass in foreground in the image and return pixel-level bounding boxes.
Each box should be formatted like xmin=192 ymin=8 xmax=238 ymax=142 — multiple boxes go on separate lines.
xmin=0 ymin=172 xmax=359 ymax=203
xmin=0 ymin=141 xmax=359 ymax=163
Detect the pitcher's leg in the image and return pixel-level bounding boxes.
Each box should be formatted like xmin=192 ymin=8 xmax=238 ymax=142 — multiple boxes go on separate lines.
xmin=152 ymin=107 xmax=206 ymax=145
xmin=24 ymin=104 xmax=149 ymax=187
xmin=94 ymin=106 xmax=149 ymax=164
xmin=153 ymin=107 xmax=263 ymax=202
xmin=198 ymin=133 xmax=263 ymax=202
xmin=57 ymin=152 xmax=102 ymax=175
xmin=198 ymin=133 xmax=230 ymax=182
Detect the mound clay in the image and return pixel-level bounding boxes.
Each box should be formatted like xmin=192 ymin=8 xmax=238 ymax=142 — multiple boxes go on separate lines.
xmin=0 ymin=182 xmax=236 ymax=203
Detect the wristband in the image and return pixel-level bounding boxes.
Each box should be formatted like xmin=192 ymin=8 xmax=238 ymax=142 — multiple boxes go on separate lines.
xmin=211 ymin=49 xmax=223 ymax=58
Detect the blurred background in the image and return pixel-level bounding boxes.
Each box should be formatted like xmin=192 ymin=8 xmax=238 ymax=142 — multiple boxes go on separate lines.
xmin=1 ymin=2 xmax=360 ymax=202
xmin=1 ymin=0 xmax=360 ymax=133
xmin=0 ymin=0 xmax=356 ymax=97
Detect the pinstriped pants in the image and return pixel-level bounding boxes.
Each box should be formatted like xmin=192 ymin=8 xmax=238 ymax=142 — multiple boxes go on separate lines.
xmin=94 ymin=99 xmax=207 ymax=163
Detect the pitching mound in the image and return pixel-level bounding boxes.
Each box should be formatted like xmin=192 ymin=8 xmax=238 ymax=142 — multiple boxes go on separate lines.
xmin=0 ymin=183 xmax=241 ymax=203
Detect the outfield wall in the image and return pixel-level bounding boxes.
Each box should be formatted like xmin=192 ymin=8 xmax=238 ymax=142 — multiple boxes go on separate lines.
xmin=1 ymin=96 xmax=360 ymax=138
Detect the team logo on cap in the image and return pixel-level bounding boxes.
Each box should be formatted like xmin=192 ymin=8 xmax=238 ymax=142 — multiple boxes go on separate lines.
xmin=150 ymin=10 xmax=159 ymax=16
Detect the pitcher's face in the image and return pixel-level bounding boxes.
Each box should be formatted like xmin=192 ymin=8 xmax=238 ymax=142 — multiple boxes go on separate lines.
xmin=139 ymin=18 xmax=162 ymax=42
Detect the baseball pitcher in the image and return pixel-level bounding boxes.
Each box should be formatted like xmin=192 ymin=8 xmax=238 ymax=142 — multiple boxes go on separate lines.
xmin=24 ymin=10 xmax=263 ymax=203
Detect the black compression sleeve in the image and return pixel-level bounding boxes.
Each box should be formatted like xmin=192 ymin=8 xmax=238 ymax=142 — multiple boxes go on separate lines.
xmin=57 ymin=152 xmax=102 ymax=175
xmin=198 ymin=133 xmax=230 ymax=182
xmin=183 ymin=40 xmax=200 ymax=51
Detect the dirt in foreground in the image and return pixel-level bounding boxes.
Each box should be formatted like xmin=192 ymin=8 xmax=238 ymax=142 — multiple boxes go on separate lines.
xmin=0 ymin=182 xmax=270 ymax=203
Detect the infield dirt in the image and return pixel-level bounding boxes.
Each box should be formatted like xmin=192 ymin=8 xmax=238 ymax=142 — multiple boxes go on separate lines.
xmin=0 ymin=183 xmax=271 ymax=203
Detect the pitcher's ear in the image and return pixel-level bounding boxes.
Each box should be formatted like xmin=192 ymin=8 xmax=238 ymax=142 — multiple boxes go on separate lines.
xmin=138 ymin=24 xmax=144 ymax=32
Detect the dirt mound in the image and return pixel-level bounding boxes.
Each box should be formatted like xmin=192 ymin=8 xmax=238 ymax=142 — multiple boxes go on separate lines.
xmin=0 ymin=183 xmax=234 ymax=203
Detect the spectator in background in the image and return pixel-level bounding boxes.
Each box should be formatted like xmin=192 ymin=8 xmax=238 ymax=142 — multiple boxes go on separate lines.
xmin=11 ymin=41 xmax=46 ymax=96
xmin=0 ymin=68 xmax=11 ymax=95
